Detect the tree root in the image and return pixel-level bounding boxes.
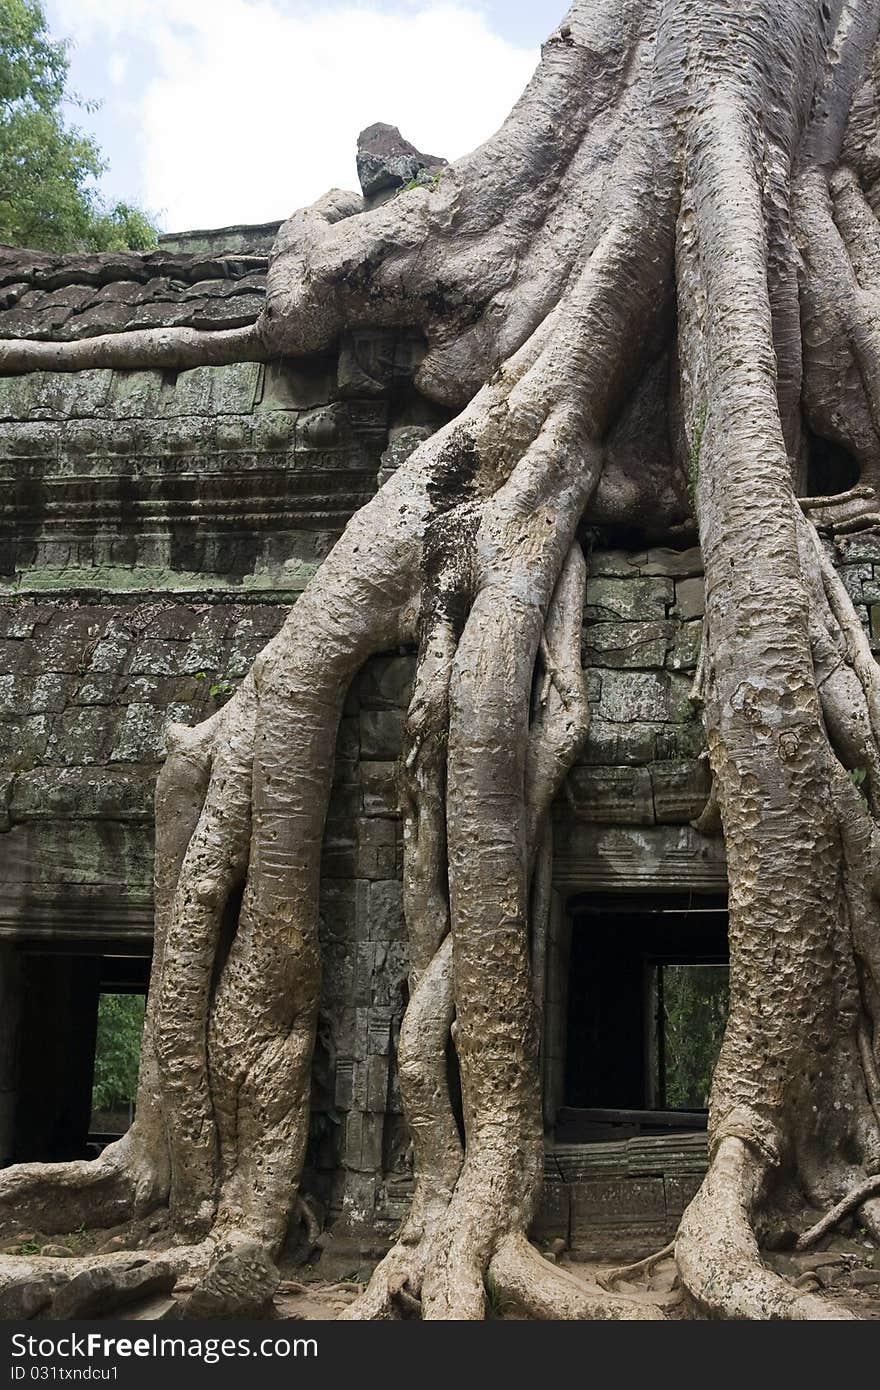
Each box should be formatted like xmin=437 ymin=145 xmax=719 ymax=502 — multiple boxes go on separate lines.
xmin=0 ymin=1242 xmax=210 ymax=1320
xmin=596 ymin=1241 xmax=676 ymax=1292
xmin=676 ymin=1139 xmax=856 ymax=1320
xmin=0 ymin=1141 xmax=158 ymax=1244
xmin=487 ymin=1234 xmax=665 ymax=1320
xmin=0 ymin=324 xmax=267 ymax=375
xmin=5 ymin=0 xmax=880 ymax=1325
xmin=795 ymin=1173 xmax=880 ymax=1250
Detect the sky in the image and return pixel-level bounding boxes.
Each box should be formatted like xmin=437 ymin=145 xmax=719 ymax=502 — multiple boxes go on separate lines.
xmin=43 ymin=1 xmax=569 ymax=235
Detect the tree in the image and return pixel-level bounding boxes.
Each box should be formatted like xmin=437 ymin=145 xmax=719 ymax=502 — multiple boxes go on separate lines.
xmin=0 ymin=0 xmax=157 ymax=251
xmin=1 ymin=0 xmax=880 ymax=1320
xmin=91 ymin=996 xmax=146 ymax=1118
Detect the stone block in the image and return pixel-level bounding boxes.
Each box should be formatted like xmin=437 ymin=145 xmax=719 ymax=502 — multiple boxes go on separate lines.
xmin=531 ymin=1182 xmax=571 ymax=1243
xmin=343 ymin=1111 xmax=384 ymax=1173
xmin=319 ymin=942 xmax=355 ymax=1006
xmin=668 ymin=618 xmax=702 ymax=672
xmin=664 ymin=1175 xmax=704 ymax=1224
xmin=840 ymin=564 xmax=872 ymax=604
xmin=653 ymin=722 xmax=707 ymax=760
xmin=320 ymin=823 xmax=357 ymax=878
xmin=672 ymin=576 xmax=705 ymax=618
xmin=73 ymin=672 xmax=120 ymax=706
xmin=578 ymin=719 xmax=657 ymax=766
xmin=568 ymin=765 xmax=655 ymax=824
xmin=640 ymin=546 xmax=703 ymax=578
xmin=0 ymin=672 xmax=25 ymax=717
xmin=651 ymin=760 xmax=711 ymax=824
xmin=164 ymin=361 xmax=262 ymax=418
xmin=588 ymin=547 xmax=703 ymax=579
xmin=361 ymin=760 xmax=399 ymax=816
xmin=571 ymin=1177 xmax=666 ymax=1231
xmin=835 ymin=533 xmax=880 ymax=564
xmin=366 ymin=879 xmax=405 ymax=942
xmin=46 ymin=707 xmax=115 ymax=765
xmin=128 ymin=639 xmax=184 ymax=678
xmin=585 ymin=576 xmax=673 ymax=621
xmin=354 ymin=945 xmax=379 ymax=1007
xmin=583 ymin=621 xmax=671 ymax=669
xmin=360 ymin=709 xmax=404 ymax=760
xmin=109 ymin=703 xmax=168 ymax=762
xmin=365 ymin=1054 xmax=390 ymax=1111
xmin=0 ymin=603 xmax=40 ymax=640
xmin=334 ymin=1060 xmax=355 ymax=1110
xmin=367 ymin=1009 xmax=394 ymax=1056
xmin=10 ymin=766 xmax=154 ymax=821
xmin=318 ymin=880 xmax=358 ymax=944
xmin=355 ymin=816 xmax=400 ymax=879
xmin=357 ymin=654 xmax=414 ymax=709
xmin=599 ymin=670 xmax=692 ymax=723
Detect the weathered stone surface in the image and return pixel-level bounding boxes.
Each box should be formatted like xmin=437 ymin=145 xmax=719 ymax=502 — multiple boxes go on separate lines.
xmin=0 ymin=246 xmax=267 ymax=344
xmin=570 ymin=1177 xmax=668 ymax=1258
xmin=530 ymin=1182 xmax=571 ymax=1242
xmin=652 ymin=760 xmax=712 ymax=823
xmin=182 ymin=1244 xmax=280 ymax=1319
xmin=583 ymin=620 xmax=671 ymax=668
xmin=585 ymin=576 xmax=673 ymax=621
xmin=359 ymin=709 xmax=404 ymax=760
xmin=51 ymin=1258 xmax=176 ymax=1319
xmin=840 ymin=564 xmax=872 ymax=604
xmin=0 ymin=1272 xmax=56 ymax=1319
xmin=589 ymin=546 xmax=703 ymax=579
xmin=672 ymin=576 xmax=705 ymax=619
xmin=835 ymin=532 xmax=880 ymax=564
xmin=598 ymin=670 xmax=693 ymax=723
xmin=124 ymin=1294 xmax=181 ymax=1320
xmin=669 ymin=618 xmax=703 ymax=671
xmin=356 ymin=123 xmax=447 ymax=202
xmin=376 ymin=425 xmax=435 ymax=488
xmin=568 ymin=766 xmax=655 ymax=824
xmin=577 ymin=719 xmax=657 ymax=766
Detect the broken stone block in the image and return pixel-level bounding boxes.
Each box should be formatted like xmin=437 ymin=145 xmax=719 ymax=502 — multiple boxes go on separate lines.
xmin=672 ymin=576 xmax=705 ymax=619
xmin=50 ymin=1258 xmax=176 ymax=1318
xmin=585 ymin=576 xmax=673 ymax=621
xmin=181 ymin=1243 xmax=280 ymax=1320
xmin=356 ymin=124 xmax=447 ymax=203
xmin=0 ymin=1273 xmax=56 ymax=1319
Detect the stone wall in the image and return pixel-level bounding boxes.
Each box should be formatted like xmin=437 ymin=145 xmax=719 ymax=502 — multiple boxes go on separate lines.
xmin=3 ymin=234 xmax=880 ymax=1250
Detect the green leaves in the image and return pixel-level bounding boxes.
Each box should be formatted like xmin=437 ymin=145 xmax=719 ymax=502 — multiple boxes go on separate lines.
xmin=0 ymin=0 xmax=159 ymax=252
xmin=90 ymin=992 xmax=145 ymax=1114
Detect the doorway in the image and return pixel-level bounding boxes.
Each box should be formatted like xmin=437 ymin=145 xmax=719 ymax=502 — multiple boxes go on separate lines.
xmin=561 ymin=893 xmax=728 ymax=1140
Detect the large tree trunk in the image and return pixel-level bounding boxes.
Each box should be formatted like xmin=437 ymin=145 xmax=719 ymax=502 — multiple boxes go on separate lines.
xmin=2 ymin=0 xmax=880 ymax=1320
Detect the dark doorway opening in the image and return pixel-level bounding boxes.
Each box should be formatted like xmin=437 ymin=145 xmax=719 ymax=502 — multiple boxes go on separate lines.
xmin=10 ymin=941 xmax=150 ymax=1164
xmin=561 ymin=893 xmax=728 ymax=1141
xmin=805 ymin=429 xmax=860 ymax=498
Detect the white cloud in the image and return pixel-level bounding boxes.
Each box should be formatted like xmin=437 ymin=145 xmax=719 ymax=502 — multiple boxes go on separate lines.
xmin=107 ymin=52 xmax=128 ymax=87
xmin=50 ymin=1 xmax=538 ymax=232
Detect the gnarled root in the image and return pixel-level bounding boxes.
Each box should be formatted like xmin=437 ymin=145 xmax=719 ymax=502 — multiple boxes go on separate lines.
xmin=795 ymin=1172 xmax=880 ymax=1250
xmin=597 ymin=1241 xmax=676 ymax=1292
xmin=488 ymin=1234 xmax=664 ymax=1320
xmin=676 ymin=1139 xmax=855 ymax=1320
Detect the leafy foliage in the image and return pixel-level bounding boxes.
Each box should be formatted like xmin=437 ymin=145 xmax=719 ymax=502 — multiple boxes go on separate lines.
xmin=0 ymin=0 xmax=158 ymax=251
xmin=91 ymin=993 xmax=145 ymax=1114
xmin=662 ymin=964 xmax=729 ymax=1110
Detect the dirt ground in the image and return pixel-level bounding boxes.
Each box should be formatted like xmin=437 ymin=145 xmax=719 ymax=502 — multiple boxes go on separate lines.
xmin=3 ymin=1225 xmax=879 ymax=1320
xmin=262 ymin=1244 xmax=880 ymax=1321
